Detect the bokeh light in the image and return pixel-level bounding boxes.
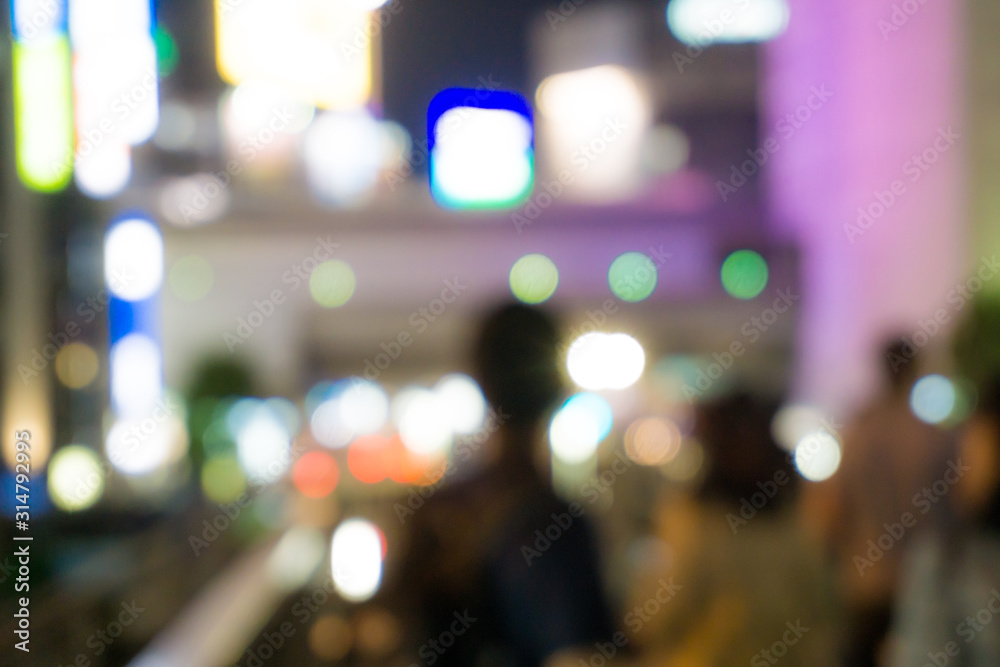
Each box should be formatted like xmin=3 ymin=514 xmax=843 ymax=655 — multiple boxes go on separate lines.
xmin=793 ymin=431 xmax=842 ymax=482
xmin=75 ymin=143 xmax=132 ymax=199
xmin=12 ymin=37 xmax=74 ymax=193
xmin=309 ymin=380 xmax=386 ymax=448
xmin=54 ymin=342 xmax=99 ymax=389
xmin=110 ymin=334 xmax=162 ymax=417
xmin=338 ymin=380 xmax=389 ymax=436
xmin=233 ymin=401 xmax=293 ymax=484
xmin=168 ymin=255 xmax=214 ymax=302
xmin=429 ymin=89 xmax=534 ymax=210
xmin=625 ymin=417 xmax=682 ymax=466
xmin=348 ymin=435 xmax=391 ymax=484
xmin=311 ymin=399 xmax=354 ymax=449
xmin=509 ymin=253 xmax=559 ymax=304
xmin=566 ymin=332 xmax=646 ymax=390
xmin=536 ymin=65 xmax=646 ymax=125
xmin=200 ymin=456 xmax=247 ymax=503
xmin=331 ymin=518 xmax=384 ymax=602
xmin=549 ymin=393 xmax=613 ymax=464
xmin=608 ymin=251 xmax=657 ymax=302
xmin=397 ymin=388 xmax=452 ymax=456
xmin=535 ymin=65 xmax=650 ymax=202
xmin=48 ymin=445 xmax=103 ymax=512
xmin=70 ymin=0 xmax=159 ymax=146
xmin=354 ymin=608 xmax=402 ymax=660
xmin=310 ymin=260 xmax=356 ymax=308
xmin=667 ymin=0 xmax=790 ymax=45
xmin=721 ymin=249 xmax=769 ymax=300
xmin=219 ymin=81 xmax=313 ymax=175
xmin=104 ymin=217 xmax=165 ymax=302
xmin=154 ymin=25 xmax=179 ymax=76
xmin=159 ymin=173 xmax=231 ymax=226
xmin=303 ymin=111 xmax=387 ymax=206
xmin=910 ymin=374 xmax=957 ymax=424
xmin=771 ymin=404 xmax=828 ymax=452
xmin=267 ymin=526 xmax=326 ymax=591
xmin=214 ymin=0 xmax=373 ymax=109
xmin=105 ymin=414 xmax=179 ymax=477
xmin=293 ymin=451 xmax=340 ymax=498
xmin=384 ymin=435 xmax=435 ymax=484
xmin=308 ymin=615 xmax=353 ymax=661
xmin=434 ymin=374 xmax=487 ymax=434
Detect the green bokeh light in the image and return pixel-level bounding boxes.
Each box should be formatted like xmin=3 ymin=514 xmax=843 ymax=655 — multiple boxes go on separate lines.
xmin=509 ymin=253 xmax=559 ymax=304
xmin=720 ymin=249 xmax=769 ymax=300
xmin=169 ymin=255 xmax=214 ymax=302
xmin=608 ymin=252 xmax=658 ymax=303
xmin=310 ymin=260 xmax=356 ymax=308
xmin=155 ymin=26 xmax=179 ymax=77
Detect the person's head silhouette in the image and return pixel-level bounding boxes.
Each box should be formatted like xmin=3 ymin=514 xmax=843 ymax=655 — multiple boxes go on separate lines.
xmin=472 ymin=303 xmax=562 ymax=464
xmin=883 ymin=337 xmax=920 ymax=396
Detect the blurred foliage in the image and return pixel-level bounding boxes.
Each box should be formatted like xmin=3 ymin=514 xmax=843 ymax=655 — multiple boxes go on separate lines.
xmin=186 ymin=357 xmax=255 ymax=470
xmin=953 ymin=294 xmax=1000 ymax=392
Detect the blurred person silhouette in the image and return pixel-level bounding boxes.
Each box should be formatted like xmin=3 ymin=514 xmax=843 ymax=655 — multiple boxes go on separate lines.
xmin=627 ymin=391 xmax=840 ymax=666
xmin=813 ymin=338 xmax=954 ymax=666
xmin=888 ymin=376 xmax=1000 ymax=666
xmin=384 ymin=303 xmax=615 ymax=667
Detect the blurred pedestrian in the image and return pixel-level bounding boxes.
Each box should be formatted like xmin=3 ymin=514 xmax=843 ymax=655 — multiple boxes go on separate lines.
xmin=814 ymin=339 xmax=954 ymax=666
xmin=384 ymin=303 xmax=615 ymax=667
xmin=888 ymin=376 xmax=1000 ymax=666
xmin=628 ymin=391 xmax=840 ymax=666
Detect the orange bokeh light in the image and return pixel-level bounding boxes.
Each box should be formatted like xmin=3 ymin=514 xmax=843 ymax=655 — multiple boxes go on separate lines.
xmin=384 ymin=435 xmax=435 ymax=484
xmin=293 ymin=450 xmax=340 ymax=498
xmin=347 ymin=435 xmax=391 ymax=484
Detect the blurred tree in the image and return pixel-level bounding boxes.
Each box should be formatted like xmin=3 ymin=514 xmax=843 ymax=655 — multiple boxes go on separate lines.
xmin=953 ymin=294 xmax=1000 ymax=391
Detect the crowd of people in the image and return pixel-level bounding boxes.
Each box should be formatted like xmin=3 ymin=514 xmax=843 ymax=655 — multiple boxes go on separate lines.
xmin=376 ymin=303 xmax=1000 ymax=667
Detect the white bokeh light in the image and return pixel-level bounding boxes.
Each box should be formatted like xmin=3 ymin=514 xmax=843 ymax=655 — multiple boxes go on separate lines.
xmin=535 ymin=65 xmax=650 ymax=202
xmin=104 ymin=217 xmax=164 ymax=301
xmin=397 ymin=388 xmax=452 ymax=456
xmin=771 ymin=404 xmax=828 ymax=452
xmin=235 ymin=403 xmax=292 ymax=483
xmin=70 ymin=0 xmax=159 ymax=146
xmin=75 ymin=143 xmax=131 ymax=199
xmin=14 ymin=0 xmax=66 ymax=41
xmin=331 ymin=518 xmax=384 ymax=602
xmin=566 ymin=332 xmax=645 ymax=391
xmin=605 ymin=333 xmax=646 ymax=389
xmin=548 ymin=394 xmax=613 ymax=464
xmin=793 ymin=431 xmax=842 ymax=482
xmin=220 ymin=80 xmax=314 ymax=173
xmin=303 ymin=110 xmax=387 ymax=205
xmin=105 ymin=416 xmax=174 ymax=476
xmin=435 ymin=374 xmax=487 ymax=434
xmin=431 ymin=107 xmax=533 ymax=208
xmin=667 ymin=0 xmax=790 ymax=46
xmin=159 ymin=173 xmax=232 ymax=227
xmin=549 ymin=407 xmax=601 ymax=464
xmin=310 ymin=398 xmax=354 ymax=449
xmin=110 ymin=334 xmax=162 ymax=417
xmin=338 ymin=380 xmax=389 ymax=436
xmin=566 ymin=332 xmax=606 ymax=390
